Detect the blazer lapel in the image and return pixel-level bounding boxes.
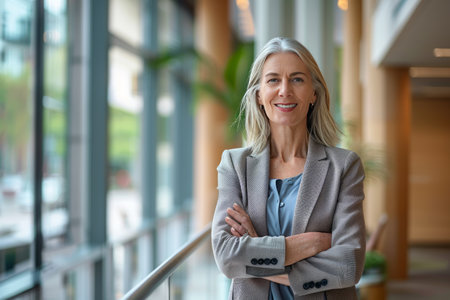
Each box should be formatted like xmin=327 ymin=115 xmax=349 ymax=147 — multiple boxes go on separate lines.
xmin=246 ymin=146 xmax=270 ymax=236
xmin=292 ymin=138 xmax=330 ymax=234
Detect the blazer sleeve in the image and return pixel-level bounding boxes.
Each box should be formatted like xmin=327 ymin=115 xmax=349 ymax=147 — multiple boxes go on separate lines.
xmin=211 ymin=150 xmax=288 ymax=279
xmin=288 ymin=151 xmax=366 ymax=296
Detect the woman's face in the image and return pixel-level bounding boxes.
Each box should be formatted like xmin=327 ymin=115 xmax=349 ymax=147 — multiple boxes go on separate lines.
xmin=258 ymin=52 xmax=316 ymax=129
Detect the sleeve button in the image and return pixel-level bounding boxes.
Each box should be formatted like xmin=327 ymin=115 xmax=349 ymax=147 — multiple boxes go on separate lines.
xmin=270 ymin=258 xmax=278 ymax=265
xmin=315 ymin=282 xmax=322 ymax=288
xmin=257 ymin=258 xmax=264 ymax=265
xmin=303 ymin=283 xmax=309 ymax=290
xmin=251 ymin=258 xmax=258 ymax=265
xmin=264 ymin=258 xmax=271 ymax=265
xmin=321 ymin=279 xmax=328 ymax=286
xmin=308 ymin=281 xmax=314 ymax=289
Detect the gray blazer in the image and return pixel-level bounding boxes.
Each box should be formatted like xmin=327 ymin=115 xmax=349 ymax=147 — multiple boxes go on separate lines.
xmin=211 ymin=138 xmax=366 ymax=300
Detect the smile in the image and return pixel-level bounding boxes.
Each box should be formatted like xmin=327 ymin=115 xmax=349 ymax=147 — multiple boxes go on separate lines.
xmin=275 ymin=104 xmax=297 ymax=108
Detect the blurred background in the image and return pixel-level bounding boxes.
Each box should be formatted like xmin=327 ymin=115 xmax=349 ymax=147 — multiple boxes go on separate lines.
xmin=0 ymin=0 xmax=449 ymax=299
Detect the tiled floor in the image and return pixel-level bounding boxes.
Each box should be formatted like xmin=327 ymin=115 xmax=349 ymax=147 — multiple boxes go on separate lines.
xmin=387 ymin=246 xmax=450 ymax=300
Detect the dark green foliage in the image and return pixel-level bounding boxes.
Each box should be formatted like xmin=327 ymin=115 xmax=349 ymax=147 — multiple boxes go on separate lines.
xmin=146 ymin=42 xmax=255 ymax=142
xmin=364 ymin=250 xmax=387 ymax=275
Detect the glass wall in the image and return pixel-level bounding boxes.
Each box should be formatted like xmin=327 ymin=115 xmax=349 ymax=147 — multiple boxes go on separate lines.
xmin=42 ymin=0 xmax=69 ymax=246
xmin=0 ymin=0 xmax=196 ymax=298
xmin=108 ymin=45 xmax=143 ymax=239
xmin=156 ymin=0 xmax=194 ymax=219
xmin=156 ymin=68 xmax=175 ymax=217
xmin=0 ymin=0 xmax=35 ymax=280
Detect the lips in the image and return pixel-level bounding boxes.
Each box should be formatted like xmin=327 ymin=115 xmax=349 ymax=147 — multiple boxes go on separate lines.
xmin=274 ymin=103 xmax=297 ymax=112
xmin=275 ymin=104 xmax=297 ymax=108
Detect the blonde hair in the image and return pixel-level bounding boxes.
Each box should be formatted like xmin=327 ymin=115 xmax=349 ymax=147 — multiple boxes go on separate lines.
xmin=241 ymin=37 xmax=340 ymax=155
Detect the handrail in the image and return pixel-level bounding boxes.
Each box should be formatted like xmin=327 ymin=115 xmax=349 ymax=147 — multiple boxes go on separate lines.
xmin=121 ymin=223 xmax=212 ymax=300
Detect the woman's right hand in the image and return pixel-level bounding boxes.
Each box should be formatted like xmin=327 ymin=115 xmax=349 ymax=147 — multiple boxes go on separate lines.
xmin=225 ymin=203 xmax=258 ymax=237
xmin=284 ymin=232 xmax=331 ymax=266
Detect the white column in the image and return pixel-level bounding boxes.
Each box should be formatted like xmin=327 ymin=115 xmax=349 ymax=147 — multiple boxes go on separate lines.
xmin=295 ymin=0 xmax=325 ymax=66
xmin=294 ymin=0 xmax=336 ymax=111
xmin=253 ymin=0 xmax=293 ymax=53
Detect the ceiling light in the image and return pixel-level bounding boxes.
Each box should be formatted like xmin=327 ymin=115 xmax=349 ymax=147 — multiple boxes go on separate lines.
xmin=433 ymin=48 xmax=450 ymax=58
xmin=236 ymin=0 xmax=249 ymax=10
xmin=338 ymin=0 xmax=348 ymax=11
xmin=409 ymin=67 xmax=450 ymax=78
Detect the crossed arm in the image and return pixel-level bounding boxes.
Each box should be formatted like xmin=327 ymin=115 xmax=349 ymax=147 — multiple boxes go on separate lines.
xmin=213 ymin=150 xmax=366 ymax=295
xmin=225 ymin=203 xmax=331 ymax=286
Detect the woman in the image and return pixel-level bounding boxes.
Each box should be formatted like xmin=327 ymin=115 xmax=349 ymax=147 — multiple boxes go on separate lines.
xmin=211 ymin=37 xmax=365 ymax=300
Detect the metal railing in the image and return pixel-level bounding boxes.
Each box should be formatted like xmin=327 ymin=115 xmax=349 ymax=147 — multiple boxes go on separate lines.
xmin=121 ymin=223 xmax=212 ymax=300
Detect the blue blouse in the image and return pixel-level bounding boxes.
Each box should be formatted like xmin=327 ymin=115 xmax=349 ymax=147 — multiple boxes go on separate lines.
xmin=267 ymin=172 xmax=303 ymax=300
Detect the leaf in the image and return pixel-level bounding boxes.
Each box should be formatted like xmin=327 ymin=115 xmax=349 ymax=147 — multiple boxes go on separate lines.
xmin=146 ymin=47 xmax=199 ymax=68
xmin=144 ymin=42 xmax=255 ymax=144
xmin=193 ymin=81 xmax=226 ymax=108
xmin=223 ymin=42 xmax=254 ymax=103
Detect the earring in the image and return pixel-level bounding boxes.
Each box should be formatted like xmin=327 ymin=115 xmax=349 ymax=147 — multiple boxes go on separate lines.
xmin=260 ymin=105 xmax=264 ymax=110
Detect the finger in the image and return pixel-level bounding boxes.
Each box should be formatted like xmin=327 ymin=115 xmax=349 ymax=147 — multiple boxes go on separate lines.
xmin=231 ymin=204 xmax=258 ymax=237
xmin=227 ymin=207 xmax=248 ymax=224
xmin=225 ymin=216 xmax=246 ymax=235
xmin=233 ymin=203 xmax=247 ymax=215
xmin=228 ymin=209 xmax=252 ymax=233
xmin=230 ymin=227 xmax=242 ymax=237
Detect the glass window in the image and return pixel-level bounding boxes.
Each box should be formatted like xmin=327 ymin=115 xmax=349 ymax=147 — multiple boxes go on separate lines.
xmin=108 ymin=46 xmax=143 ymax=240
xmin=109 ymin=0 xmax=143 ymax=48
xmin=156 ymin=69 xmax=175 ymax=217
xmin=42 ymin=0 xmax=69 ymax=246
xmin=0 ymin=0 xmax=34 ymax=280
xmin=158 ymin=0 xmax=177 ymax=48
xmin=155 ymin=0 xmax=194 ymax=218
xmin=155 ymin=0 xmax=178 ymax=219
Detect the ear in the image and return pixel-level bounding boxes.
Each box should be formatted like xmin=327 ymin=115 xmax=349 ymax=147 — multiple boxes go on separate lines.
xmin=256 ymin=90 xmax=262 ymax=105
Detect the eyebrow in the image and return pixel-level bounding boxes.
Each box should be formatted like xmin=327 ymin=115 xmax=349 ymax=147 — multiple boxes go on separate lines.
xmin=264 ymin=71 xmax=307 ymax=77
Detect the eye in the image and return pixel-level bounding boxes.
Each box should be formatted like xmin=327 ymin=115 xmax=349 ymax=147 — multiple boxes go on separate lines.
xmin=292 ymin=77 xmax=304 ymax=83
xmin=267 ymin=78 xmax=279 ymax=84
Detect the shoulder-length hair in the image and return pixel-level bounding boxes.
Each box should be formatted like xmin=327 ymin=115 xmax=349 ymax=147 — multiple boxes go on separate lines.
xmin=241 ymin=37 xmax=340 ymax=155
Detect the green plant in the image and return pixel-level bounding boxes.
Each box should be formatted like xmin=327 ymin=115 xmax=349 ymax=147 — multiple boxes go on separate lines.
xmin=194 ymin=42 xmax=254 ymax=140
xmin=147 ymin=42 xmax=255 ymax=141
xmin=364 ymin=250 xmax=387 ymax=275
xmin=341 ymin=122 xmax=386 ymax=181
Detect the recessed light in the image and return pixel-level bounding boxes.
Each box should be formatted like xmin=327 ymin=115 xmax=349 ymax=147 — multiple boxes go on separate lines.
xmin=409 ymin=67 xmax=450 ymax=78
xmin=433 ymin=48 xmax=450 ymax=58
xmin=337 ymin=0 xmax=348 ymax=11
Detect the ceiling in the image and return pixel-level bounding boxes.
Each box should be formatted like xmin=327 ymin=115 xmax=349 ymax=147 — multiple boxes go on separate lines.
xmin=379 ymin=0 xmax=450 ymax=98
xmin=381 ymin=0 xmax=450 ymax=68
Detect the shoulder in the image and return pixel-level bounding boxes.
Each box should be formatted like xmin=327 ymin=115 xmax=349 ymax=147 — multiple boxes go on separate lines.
xmin=225 ymin=146 xmax=253 ymax=158
xmin=218 ymin=146 xmax=253 ymax=171
xmin=221 ymin=146 xmax=253 ymax=161
xmin=322 ymin=145 xmax=364 ymax=180
xmin=323 ymin=145 xmax=362 ymax=168
xmin=324 ymin=145 xmax=354 ymax=159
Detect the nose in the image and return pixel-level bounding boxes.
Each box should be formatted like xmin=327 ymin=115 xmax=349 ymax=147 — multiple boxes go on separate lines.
xmin=278 ymin=78 xmax=292 ymax=97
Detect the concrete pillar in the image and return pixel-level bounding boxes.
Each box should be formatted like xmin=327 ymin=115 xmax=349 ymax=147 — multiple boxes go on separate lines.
xmin=362 ymin=0 xmax=387 ymax=239
xmin=294 ymin=0 xmax=336 ymax=110
xmin=194 ymin=0 xmax=231 ymax=229
xmin=362 ymin=0 xmax=409 ymax=280
xmin=383 ymin=68 xmax=410 ymax=279
xmin=341 ymin=0 xmax=362 ymax=144
xmin=254 ymin=0 xmax=294 ymax=53
xmin=295 ymin=0 xmax=326 ymax=69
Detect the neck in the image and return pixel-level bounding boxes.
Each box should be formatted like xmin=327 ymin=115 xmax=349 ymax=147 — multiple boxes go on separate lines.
xmin=270 ymin=123 xmax=309 ymax=162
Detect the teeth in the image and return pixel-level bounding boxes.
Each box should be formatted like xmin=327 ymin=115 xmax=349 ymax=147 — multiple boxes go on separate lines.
xmin=275 ymin=104 xmax=297 ymax=108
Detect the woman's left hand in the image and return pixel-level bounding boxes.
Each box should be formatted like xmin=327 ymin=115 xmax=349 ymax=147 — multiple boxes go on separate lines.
xmin=225 ymin=203 xmax=258 ymax=237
